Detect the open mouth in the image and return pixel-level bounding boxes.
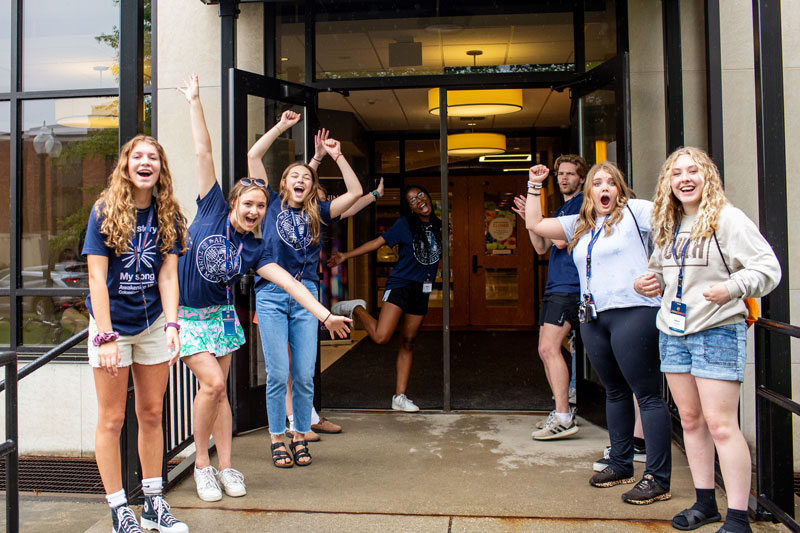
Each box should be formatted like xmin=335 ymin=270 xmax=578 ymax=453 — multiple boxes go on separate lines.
xmin=244 ymin=214 xmax=259 ymax=225
xmin=599 ymin=194 xmax=611 ymax=209
xmin=293 ymin=185 xmax=306 ymax=197
xmin=679 ymin=185 xmax=695 ymax=195
xmin=137 ymin=169 xmax=153 ymax=178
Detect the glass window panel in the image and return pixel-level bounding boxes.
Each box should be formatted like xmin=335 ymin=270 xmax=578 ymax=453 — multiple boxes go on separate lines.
xmin=21 ymin=295 xmax=89 ymax=346
xmin=484 ymin=268 xmax=518 ymax=306
xmin=0 ymin=0 xmax=10 ymax=92
xmin=484 ymin=191 xmax=517 ymax=256
xmin=21 ymin=98 xmax=118 ymax=287
xmin=585 ymin=0 xmax=617 ymax=70
xmin=249 ymin=95 xmax=306 ymax=190
xmin=0 ymin=297 xmax=8 ymax=346
xmin=1 ymin=101 xmax=9 ymax=274
xmin=374 ymin=140 xmax=400 ymax=174
xmin=316 ymin=11 xmax=573 ymax=79
xmin=405 ymin=139 xmax=439 ymax=172
xmin=23 ymin=0 xmax=119 ymax=91
xmin=276 ymin=3 xmax=306 ymax=83
xmin=580 ymin=85 xmax=616 ymax=166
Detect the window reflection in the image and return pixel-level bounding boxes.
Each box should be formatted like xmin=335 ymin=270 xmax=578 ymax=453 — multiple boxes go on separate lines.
xmin=0 ymin=297 xmax=8 ymax=346
xmin=21 ymin=294 xmax=89 ymax=346
xmin=585 ymin=0 xmax=617 ymax=70
xmin=0 ymin=0 xmax=9 ymax=92
xmin=0 ymin=101 xmax=9 ymax=281
xmin=276 ymin=3 xmax=306 ymax=83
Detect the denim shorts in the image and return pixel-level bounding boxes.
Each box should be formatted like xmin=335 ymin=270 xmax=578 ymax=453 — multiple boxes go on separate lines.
xmin=659 ymin=322 xmax=747 ymax=382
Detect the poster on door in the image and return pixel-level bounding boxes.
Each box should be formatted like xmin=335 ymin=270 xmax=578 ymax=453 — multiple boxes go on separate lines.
xmin=484 ymin=201 xmax=516 ymax=255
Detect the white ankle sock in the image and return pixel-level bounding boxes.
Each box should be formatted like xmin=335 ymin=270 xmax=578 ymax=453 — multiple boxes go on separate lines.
xmin=141 ymin=476 xmax=163 ymax=496
xmin=287 ymin=413 xmax=295 ymax=431
xmin=555 ymin=411 xmax=572 ymax=425
xmin=106 ymin=489 xmax=127 ymax=508
xmin=311 ymin=407 xmax=320 ymax=425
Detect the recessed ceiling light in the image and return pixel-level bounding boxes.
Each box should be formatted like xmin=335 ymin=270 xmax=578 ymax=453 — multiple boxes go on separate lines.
xmin=417 ymin=149 xmax=424 ymax=153
xmin=513 ymin=147 xmax=520 ymax=150
xmin=467 ymin=122 xmax=477 ymax=126
xmin=280 ymin=57 xmax=289 ymax=61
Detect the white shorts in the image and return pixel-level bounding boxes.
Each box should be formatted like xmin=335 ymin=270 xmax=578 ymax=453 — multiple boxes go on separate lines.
xmin=87 ymin=313 xmax=171 ymax=368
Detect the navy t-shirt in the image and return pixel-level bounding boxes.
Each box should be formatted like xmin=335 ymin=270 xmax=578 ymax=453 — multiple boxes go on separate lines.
xmin=178 ymin=182 xmax=273 ymax=308
xmin=83 ymin=204 xmax=180 ymax=336
xmin=255 ymin=185 xmax=332 ymax=292
xmin=544 ymin=192 xmax=582 ymax=294
xmin=382 ymin=216 xmax=442 ymax=290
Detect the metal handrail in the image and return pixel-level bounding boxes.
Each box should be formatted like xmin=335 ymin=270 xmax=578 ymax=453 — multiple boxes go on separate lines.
xmin=1 ymin=350 xmax=19 ymax=533
xmin=0 ymin=328 xmax=89 ymax=393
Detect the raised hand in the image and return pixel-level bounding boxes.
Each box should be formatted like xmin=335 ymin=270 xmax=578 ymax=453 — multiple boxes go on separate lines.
xmin=324 ymin=315 xmax=352 ymax=339
xmin=323 ymin=138 xmax=342 ymax=160
xmin=529 ymin=164 xmax=550 ymax=183
xmin=634 ymin=272 xmax=661 ymax=297
xmin=376 ymin=177 xmax=385 ymax=198
xmin=177 ymin=73 xmax=200 ymax=102
xmin=511 ymin=194 xmax=527 ymax=218
xmin=327 ymin=251 xmax=346 ymax=267
xmin=314 ymin=128 xmax=330 ymax=161
xmin=279 ymin=109 xmax=302 ymax=131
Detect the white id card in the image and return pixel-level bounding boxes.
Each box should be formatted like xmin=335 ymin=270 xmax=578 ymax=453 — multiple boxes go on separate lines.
xmin=422 ymin=282 xmax=433 ymax=293
xmin=382 ymin=289 xmax=391 ymax=302
xmin=668 ymin=301 xmax=687 ymax=333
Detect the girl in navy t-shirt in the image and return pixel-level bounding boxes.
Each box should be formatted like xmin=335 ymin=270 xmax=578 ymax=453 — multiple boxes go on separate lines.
xmin=83 ymin=134 xmax=189 ymax=532
xmin=327 ymin=185 xmax=443 ymax=413
xmin=247 ymin=110 xmax=363 ymax=467
xmin=175 ymin=75 xmax=351 ymax=492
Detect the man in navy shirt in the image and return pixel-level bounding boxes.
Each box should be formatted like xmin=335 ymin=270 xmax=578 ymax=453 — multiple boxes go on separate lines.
xmin=514 ymin=154 xmax=586 ymax=440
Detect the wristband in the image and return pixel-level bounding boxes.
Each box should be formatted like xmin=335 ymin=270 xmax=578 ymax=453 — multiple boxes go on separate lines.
xmin=527 ymin=192 xmax=541 ymax=196
xmin=92 ymin=331 xmax=120 ymax=347
xmin=370 ymin=190 xmax=380 ymax=201
xmin=527 ymin=181 xmax=543 ymax=189
xmin=322 ymin=312 xmax=332 ymax=325
xmin=165 ymin=322 xmax=181 ymax=332
xmin=312 ymin=156 xmax=323 ymax=163
xmin=334 ymin=153 xmax=343 ymax=162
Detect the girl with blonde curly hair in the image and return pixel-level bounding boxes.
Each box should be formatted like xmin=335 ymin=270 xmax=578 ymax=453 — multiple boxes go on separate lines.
xmin=247 ymin=110 xmax=362 ymax=468
xmin=635 ymin=147 xmax=781 ymax=533
xmin=526 ymin=160 xmax=672 ymax=506
xmin=83 ymin=134 xmax=189 ymax=532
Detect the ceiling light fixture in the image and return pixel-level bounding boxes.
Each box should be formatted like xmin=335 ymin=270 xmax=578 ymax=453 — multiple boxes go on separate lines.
xmin=478 ymin=153 xmax=532 ymax=163
xmin=447 ymin=133 xmax=506 ymax=156
xmin=428 ymin=88 xmax=523 ymax=116
xmin=502 ymin=168 xmax=530 ymax=172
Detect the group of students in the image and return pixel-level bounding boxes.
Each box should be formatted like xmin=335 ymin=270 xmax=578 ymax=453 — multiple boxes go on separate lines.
xmin=84 ymin=73 xmax=442 ymax=533
xmin=522 ymin=148 xmax=781 ymax=533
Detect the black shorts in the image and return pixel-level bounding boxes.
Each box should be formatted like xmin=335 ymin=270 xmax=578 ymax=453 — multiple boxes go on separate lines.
xmin=383 ymin=282 xmax=430 ymax=316
xmin=538 ymin=292 xmax=580 ymax=327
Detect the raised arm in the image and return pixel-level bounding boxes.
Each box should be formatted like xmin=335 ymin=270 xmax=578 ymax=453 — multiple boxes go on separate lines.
xmin=338 ymin=177 xmax=384 ymax=220
xmin=177 ymin=73 xmax=216 ymax=199
xmin=247 ymin=109 xmax=302 ymax=182
xmin=324 ymin=139 xmax=363 ymax=218
xmin=307 ymin=128 xmax=329 ymax=172
xmin=327 ymin=235 xmax=386 ymax=268
xmin=525 ymin=165 xmax=567 ymax=242
xmin=512 ymin=194 xmax=552 ymax=255
xmin=255 ymin=262 xmax=351 ymax=338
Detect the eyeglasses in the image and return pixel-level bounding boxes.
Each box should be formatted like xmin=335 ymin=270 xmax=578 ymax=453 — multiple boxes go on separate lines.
xmin=240 ymin=178 xmax=266 ymax=188
xmin=408 ymin=191 xmax=426 ymax=206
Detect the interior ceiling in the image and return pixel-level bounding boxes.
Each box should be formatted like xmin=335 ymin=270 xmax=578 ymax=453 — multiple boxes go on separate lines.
xmin=318 ymin=87 xmax=571 ymax=133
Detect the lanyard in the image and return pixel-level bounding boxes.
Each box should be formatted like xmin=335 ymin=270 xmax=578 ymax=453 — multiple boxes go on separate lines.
xmin=585 ymin=216 xmax=608 ymax=282
xmin=135 ymin=205 xmax=154 ymax=331
xmin=671 ymin=223 xmax=691 ymax=299
xmin=225 ymin=219 xmax=244 ymax=305
xmin=291 ymin=209 xmax=309 ymax=280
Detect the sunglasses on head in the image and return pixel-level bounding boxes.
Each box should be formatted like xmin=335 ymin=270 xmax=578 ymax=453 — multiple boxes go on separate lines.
xmin=240 ymin=178 xmax=266 ymax=188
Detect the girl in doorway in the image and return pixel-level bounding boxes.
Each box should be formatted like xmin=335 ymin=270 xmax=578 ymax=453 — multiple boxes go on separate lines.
xmin=525 ymin=161 xmax=672 ymax=505
xmin=84 ymin=134 xmax=189 ymax=533
xmin=328 ymin=185 xmax=443 ymax=412
xmin=176 ymin=74 xmax=351 ymax=495
xmin=635 ymin=147 xmax=780 ymax=532
xmin=247 ymin=110 xmax=362 ymax=468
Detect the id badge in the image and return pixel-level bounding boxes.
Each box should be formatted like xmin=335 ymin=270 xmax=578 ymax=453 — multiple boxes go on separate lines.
xmin=422 ymin=282 xmax=433 ymax=294
xmin=668 ymin=301 xmax=687 ymax=333
xmin=222 ymin=309 xmax=237 ymax=337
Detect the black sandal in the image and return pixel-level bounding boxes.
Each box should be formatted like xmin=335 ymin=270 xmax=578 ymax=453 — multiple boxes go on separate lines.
xmin=289 ymin=439 xmax=312 ymax=466
xmin=271 ymin=442 xmax=294 ymax=468
xmin=671 ymin=508 xmax=721 ymax=530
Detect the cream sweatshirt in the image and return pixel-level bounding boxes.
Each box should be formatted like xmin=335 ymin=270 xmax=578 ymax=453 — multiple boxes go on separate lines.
xmin=647 ymin=205 xmax=781 ymax=336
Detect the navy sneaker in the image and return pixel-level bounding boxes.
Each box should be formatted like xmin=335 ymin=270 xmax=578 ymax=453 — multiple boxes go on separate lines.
xmin=141 ymin=494 xmax=188 ymax=533
xmin=112 ymin=504 xmax=143 ymax=533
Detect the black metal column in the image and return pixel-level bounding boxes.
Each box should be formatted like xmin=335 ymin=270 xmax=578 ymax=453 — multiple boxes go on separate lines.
xmin=439 ymin=89 xmax=450 ymax=412
xmin=304 ymin=0 xmax=315 ymax=85
xmin=573 ymin=0 xmax=585 ymax=74
xmin=704 ymin=0 xmax=724 ymax=180
xmin=752 ymin=0 xmax=793 ymax=520
xmin=220 ymin=0 xmax=238 ymax=196
xmin=119 ymin=0 xmax=144 ymax=144
xmin=9 ymin=0 xmax=22 ymax=352
xmin=662 ymin=0 xmax=684 ymax=153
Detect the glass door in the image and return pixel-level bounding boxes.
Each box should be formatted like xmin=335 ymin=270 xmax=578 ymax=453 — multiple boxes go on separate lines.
xmin=228 ymin=68 xmax=317 ymax=433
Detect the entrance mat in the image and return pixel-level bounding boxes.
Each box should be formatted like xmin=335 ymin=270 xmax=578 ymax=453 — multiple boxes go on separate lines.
xmin=321 ymin=330 xmax=555 ymax=410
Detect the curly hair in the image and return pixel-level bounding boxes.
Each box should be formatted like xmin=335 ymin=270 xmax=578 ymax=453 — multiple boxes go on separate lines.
xmin=96 ymin=135 xmax=188 ymax=257
xmin=279 ymin=162 xmax=325 ymax=244
xmin=567 ymin=161 xmax=632 ymax=252
xmin=651 ymin=146 xmax=728 ymax=249
xmin=400 ymin=185 xmax=443 ymax=255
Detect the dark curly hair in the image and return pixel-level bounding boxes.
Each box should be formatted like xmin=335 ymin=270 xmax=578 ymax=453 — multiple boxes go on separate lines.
xmin=400 ymin=185 xmax=443 ymax=257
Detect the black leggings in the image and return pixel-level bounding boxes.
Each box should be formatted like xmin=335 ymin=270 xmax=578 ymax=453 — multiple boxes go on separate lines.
xmin=580 ymin=306 xmax=672 ymax=489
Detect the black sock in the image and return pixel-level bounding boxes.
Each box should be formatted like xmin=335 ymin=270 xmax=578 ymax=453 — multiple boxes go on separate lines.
xmin=672 ymin=488 xmax=718 ymax=528
xmin=633 ymin=437 xmax=645 ymax=450
xmin=722 ymin=508 xmax=751 ymax=532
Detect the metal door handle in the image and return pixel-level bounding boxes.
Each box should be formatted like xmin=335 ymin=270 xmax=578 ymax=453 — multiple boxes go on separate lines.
xmin=472 ymin=255 xmax=482 ymax=274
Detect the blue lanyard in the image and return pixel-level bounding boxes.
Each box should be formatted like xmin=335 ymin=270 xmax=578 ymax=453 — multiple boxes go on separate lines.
xmin=135 ymin=205 xmax=154 ymax=330
xmin=671 ymin=223 xmax=690 ymax=299
xmin=225 ymin=219 xmax=244 ymax=305
xmin=585 ymin=216 xmax=608 ymax=281
xmin=291 ymin=209 xmax=309 ymax=280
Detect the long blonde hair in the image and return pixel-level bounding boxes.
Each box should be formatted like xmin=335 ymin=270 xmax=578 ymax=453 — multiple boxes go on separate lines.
xmin=651 ymin=147 xmax=727 ymax=249
xmin=279 ymin=162 xmax=324 ymax=244
xmin=567 ymin=161 xmax=633 ymax=252
xmin=96 ymin=135 xmax=188 ymax=256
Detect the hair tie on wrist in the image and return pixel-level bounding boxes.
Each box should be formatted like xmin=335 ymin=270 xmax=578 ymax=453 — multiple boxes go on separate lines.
xmin=312 ymin=156 xmax=323 ymax=163
xmin=334 ymin=153 xmax=343 ymax=162
xmin=322 ymin=311 xmax=332 ymax=325
xmin=527 ymin=192 xmax=541 ymax=196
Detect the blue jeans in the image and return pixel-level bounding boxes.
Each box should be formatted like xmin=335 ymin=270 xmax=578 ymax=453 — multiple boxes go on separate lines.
xmin=659 ymin=322 xmax=747 ymax=382
xmin=256 ymin=279 xmax=319 ymax=435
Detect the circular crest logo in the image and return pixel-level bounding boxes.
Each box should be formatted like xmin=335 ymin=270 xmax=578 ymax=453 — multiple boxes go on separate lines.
xmin=413 ymin=228 xmax=441 ymax=266
xmin=275 ymin=210 xmax=311 ymax=251
xmin=196 ymin=234 xmax=242 ymax=283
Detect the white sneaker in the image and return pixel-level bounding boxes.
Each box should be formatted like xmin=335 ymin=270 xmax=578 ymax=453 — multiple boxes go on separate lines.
xmin=331 ymin=299 xmax=367 ymax=318
xmin=536 ymin=406 xmax=578 ymax=429
xmin=531 ymin=411 xmax=579 ymax=440
xmin=218 ymin=467 xmax=246 ymax=497
xmin=568 ymin=386 xmax=577 ymax=404
xmin=391 ymin=394 xmax=419 ymax=412
xmin=193 ymin=465 xmax=222 ymax=502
